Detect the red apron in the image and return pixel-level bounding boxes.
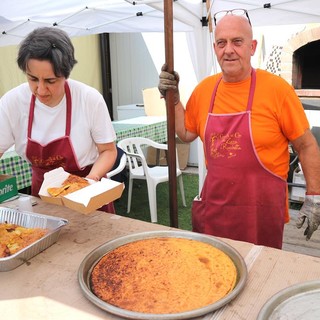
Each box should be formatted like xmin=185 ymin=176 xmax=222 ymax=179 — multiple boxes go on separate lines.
xmin=26 ymin=82 xmax=115 ymax=213
xmin=192 ymin=69 xmax=286 ymax=249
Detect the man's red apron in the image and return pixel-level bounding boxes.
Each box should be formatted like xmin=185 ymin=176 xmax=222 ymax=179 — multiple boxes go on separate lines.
xmin=192 ymin=69 xmax=286 ymax=249
xmin=26 ymin=82 xmax=114 ymax=212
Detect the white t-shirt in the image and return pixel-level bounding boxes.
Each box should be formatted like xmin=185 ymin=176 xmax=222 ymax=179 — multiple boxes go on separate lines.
xmin=0 ymin=79 xmax=116 ymax=167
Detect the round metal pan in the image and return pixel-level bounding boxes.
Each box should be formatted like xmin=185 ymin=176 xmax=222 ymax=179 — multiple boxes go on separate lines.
xmin=78 ymin=230 xmax=247 ymax=320
xmin=257 ymin=280 xmax=320 ymax=320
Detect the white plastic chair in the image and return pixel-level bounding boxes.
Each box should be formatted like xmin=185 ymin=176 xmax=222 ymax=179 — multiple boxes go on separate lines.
xmin=117 ymin=137 xmax=186 ymax=223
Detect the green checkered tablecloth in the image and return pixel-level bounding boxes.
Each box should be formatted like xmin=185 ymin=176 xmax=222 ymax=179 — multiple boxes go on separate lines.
xmin=0 ymin=151 xmax=32 ymax=190
xmin=113 ymin=120 xmax=167 ymax=143
xmin=0 ymin=117 xmax=167 ymax=190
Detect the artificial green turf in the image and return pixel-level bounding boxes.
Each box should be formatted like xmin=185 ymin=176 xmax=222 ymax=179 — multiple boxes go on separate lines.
xmin=114 ymin=173 xmax=198 ymax=230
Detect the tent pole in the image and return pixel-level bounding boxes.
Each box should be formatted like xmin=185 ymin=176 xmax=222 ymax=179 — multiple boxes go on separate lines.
xmin=164 ymin=0 xmax=178 ymax=228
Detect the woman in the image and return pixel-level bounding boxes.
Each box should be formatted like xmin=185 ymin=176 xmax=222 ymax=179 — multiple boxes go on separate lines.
xmin=0 ymin=27 xmax=118 ymax=209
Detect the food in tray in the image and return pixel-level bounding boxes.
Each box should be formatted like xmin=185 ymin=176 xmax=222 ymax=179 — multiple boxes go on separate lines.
xmin=90 ymin=237 xmax=237 ymax=314
xmin=0 ymin=223 xmax=48 ymax=258
xmin=47 ymin=174 xmax=90 ymax=197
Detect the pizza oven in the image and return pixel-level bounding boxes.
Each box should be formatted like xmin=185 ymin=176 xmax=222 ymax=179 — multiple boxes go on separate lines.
xmin=268 ymin=25 xmax=320 ymax=187
xmin=292 ymin=39 xmax=320 ymax=90
xmin=279 ymin=25 xmax=320 ymax=99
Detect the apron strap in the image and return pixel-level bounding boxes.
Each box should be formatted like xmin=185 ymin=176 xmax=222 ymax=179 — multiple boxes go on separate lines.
xmin=208 ymin=76 xmax=222 ymax=114
xmin=28 ymin=95 xmax=36 ymax=138
xmin=247 ymin=69 xmax=256 ymax=112
xmin=64 ymin=81 xmax=72 ymax=136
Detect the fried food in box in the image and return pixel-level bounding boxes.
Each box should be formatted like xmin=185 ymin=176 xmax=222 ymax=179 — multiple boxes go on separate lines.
xmin=47 ymin=174 xmax=90 ymax=197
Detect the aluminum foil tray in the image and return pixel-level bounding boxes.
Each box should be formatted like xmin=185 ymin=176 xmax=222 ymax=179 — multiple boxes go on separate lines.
xmin=78 ymin=230 xmax=247 ymax=320
xmin=0 ymin=207 xmax=68 ymax=272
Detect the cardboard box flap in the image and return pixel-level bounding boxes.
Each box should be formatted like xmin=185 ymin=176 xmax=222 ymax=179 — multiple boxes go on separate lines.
xmin=63 ymin=178 xmax=122 ymax=206
xmin=39 ymin=167 xmax=88 ymax=206
xmin=62 ymin=179 xmax=124 ymax=214
xmin=39 ymin=167 xmax=71 ymax=195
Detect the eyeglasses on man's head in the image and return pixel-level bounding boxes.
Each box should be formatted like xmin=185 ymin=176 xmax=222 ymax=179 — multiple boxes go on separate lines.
xmin=213 ymin=9 xmax=251 ymax=26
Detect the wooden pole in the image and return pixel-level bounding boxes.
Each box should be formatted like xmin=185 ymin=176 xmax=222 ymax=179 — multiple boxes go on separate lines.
xmin=163 ymin=0 xmax=178 ymax=228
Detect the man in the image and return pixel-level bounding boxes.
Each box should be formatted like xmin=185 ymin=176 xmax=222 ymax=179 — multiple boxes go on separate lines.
xmin=158 ymin=9 xmax=320 ymax=249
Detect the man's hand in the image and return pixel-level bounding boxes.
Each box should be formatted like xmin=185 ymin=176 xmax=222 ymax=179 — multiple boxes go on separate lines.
xmin=158 ymin=64 xmax=180 ymax=105
xmin=296 ymin=195 xmax=320 ymax=240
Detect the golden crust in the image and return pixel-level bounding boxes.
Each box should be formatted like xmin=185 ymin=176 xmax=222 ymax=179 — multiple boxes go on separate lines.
xmin=90 ymin=237 xmax=237 ymax=314
xmin=62 ymin=174 xmax=89 ymax=186
xmin=0 ymin=223 xmax=48 ymax=258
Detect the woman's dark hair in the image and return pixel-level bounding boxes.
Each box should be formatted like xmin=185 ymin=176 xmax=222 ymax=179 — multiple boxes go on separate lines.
xmin=17 ymin=27 xmax=77 ymax=78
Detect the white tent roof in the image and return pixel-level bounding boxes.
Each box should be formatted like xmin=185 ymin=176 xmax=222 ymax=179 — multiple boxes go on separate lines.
xmin=1 ymin=0 xmax=320 ymax=81
xmin=2 ymin=0 xmax=320 ymax=47
xmin=0 ymin=0 xmax=200 ymax=47
xmin=212 ymin=0 xmax=320 ymax=26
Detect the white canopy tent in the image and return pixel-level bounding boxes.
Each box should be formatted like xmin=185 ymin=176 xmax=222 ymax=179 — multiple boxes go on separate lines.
xmin=1 ymin=0 xmax=320 ymax=224
xmin=3 ymin=0 xmax=320 ymax=78
xmin=2 ymin=0 xmax=320 ymax=104
xmin=0 ymin=0 xmax=215 ymax=89
xmin=0 ymin=1 xmax=195 ymax=46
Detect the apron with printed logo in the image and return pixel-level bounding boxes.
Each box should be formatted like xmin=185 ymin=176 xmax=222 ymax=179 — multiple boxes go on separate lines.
xmin=26 ymin=82 xmax=92 ymax=196
xmin=192 ymin=69 xmax=286 ymax=249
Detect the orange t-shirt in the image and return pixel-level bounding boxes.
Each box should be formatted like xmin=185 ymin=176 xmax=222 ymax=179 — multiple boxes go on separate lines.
xmin=185 ymin=69 xmax=309 ymax=222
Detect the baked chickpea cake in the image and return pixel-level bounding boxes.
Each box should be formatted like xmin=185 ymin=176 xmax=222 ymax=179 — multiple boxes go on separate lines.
xmin=90 ymin=237 xmax=237 ymax=314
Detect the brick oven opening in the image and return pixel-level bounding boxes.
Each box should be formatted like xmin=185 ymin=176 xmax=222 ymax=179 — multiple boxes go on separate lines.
xmin=292 ymin=39 xmax=320 ymax=90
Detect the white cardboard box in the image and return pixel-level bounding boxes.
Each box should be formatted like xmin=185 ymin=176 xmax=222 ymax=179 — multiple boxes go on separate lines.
xmin=39 ymin=167 xmax=124 ymax=214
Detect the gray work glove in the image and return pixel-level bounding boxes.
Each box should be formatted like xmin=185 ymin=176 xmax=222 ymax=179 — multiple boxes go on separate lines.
xmin=296 ymin=195 xmax=320 ymax=240
xmin=158 ymin=64 xmax=180 ymax=105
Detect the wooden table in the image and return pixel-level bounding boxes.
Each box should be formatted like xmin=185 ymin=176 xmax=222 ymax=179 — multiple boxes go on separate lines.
xmin=1 ymin=198 xmax=320 ymax=319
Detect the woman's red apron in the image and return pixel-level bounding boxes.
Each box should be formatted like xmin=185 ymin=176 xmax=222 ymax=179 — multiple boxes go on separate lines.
xmin=192 ymin=69 xmax=286 ymax=249
xmin=26 ymin=82 xmax=115 ymax=213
